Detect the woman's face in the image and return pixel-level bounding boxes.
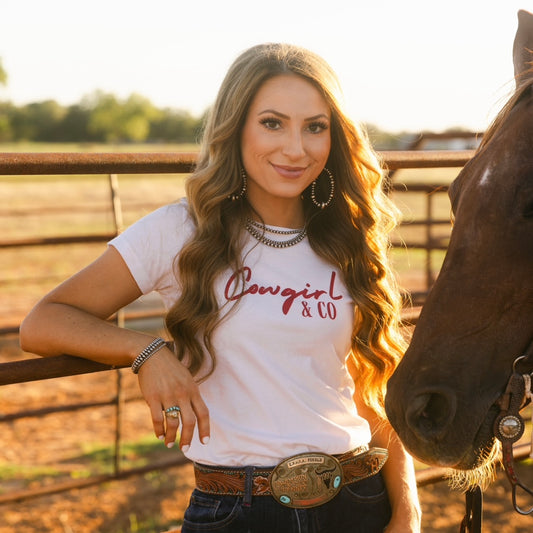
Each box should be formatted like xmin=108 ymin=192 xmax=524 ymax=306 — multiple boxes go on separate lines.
xmin=240 ymin=74 xmax=331 ymax=224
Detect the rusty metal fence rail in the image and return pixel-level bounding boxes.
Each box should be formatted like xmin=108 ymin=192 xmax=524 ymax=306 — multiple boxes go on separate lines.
xmin=0 ymin=150 xmax=473 ymax=504
xmin=0 ymin=150 xmax=472 ymax=175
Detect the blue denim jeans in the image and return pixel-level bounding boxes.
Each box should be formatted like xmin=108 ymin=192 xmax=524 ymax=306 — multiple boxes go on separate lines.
xmin=181 ymin=472 xmax=391 ymax=533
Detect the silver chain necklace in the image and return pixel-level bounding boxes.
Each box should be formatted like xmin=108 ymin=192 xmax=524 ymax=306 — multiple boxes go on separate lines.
xmin=245 ymin=219 xmax=307 ymax=248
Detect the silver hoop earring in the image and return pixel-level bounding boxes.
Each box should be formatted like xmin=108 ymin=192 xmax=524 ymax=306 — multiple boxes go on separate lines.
xmin=229 ymin=167 xmax=247 ymax=201
xmin=311 ymin=167 xmax=335 ymax=209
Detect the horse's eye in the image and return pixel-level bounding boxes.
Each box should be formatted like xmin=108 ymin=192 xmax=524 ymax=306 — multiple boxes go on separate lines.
xmin=523 ymin=201 xmax=533 ymax=218
xmin=448 ymin=180 xmax=460 ymax=215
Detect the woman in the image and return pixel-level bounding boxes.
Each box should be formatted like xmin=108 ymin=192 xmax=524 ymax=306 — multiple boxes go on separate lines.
xmin=20 ymin=43 xmax=420 ymax=532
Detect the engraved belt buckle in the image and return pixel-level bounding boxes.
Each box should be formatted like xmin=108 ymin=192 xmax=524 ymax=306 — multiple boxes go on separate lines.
xmin=269 ymin=452 xmax=343 ymax=509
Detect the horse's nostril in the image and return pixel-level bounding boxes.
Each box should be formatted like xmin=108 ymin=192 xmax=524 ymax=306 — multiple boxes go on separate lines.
xmin=406 ymin=389 xmax=457 ymax=441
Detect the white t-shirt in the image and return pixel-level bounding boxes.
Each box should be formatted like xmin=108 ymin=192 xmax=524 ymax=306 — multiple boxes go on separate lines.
xmin=109 ymin=200 xmax=371 ymax=466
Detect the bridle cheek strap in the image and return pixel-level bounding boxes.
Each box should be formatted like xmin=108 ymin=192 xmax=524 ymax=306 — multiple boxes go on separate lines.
xmin=493 ymin=354 xmax=533 ymax=515
xmin=461 ymin=346 xmax=533 ymax=531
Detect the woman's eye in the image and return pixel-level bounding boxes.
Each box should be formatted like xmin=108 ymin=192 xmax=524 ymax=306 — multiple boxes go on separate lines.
xmin=308 ymin=121 xmax=328 ymax=134
xmin=260 ymin=118 xmax=281 ymax=130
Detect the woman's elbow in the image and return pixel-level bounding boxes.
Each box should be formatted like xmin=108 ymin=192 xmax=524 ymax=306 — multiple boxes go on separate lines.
xmin=19 ymin=308 xmax=50 ymax=356
xmin=19 ymin=312 xmax=37 ymax=353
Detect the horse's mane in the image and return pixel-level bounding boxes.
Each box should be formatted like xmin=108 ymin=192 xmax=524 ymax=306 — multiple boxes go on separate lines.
xmin=479 ymin=68 xmax=533 ymax=150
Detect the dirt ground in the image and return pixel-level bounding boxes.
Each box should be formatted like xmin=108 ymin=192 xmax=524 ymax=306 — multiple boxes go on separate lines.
xmin=1 ymin=334 xmax=532 ymax=533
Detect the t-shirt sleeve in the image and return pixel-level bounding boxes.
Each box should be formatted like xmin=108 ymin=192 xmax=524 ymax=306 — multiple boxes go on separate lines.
xmin=108 ymin=201 xmax=191 ymax=298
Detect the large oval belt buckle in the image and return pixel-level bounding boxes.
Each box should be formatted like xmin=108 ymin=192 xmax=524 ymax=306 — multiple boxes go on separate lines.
xmin=269 ymin=452 xmax=343 ymax=509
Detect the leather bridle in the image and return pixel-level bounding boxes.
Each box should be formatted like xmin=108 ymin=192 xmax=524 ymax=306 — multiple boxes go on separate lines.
xmin=460 ymin=343 xmax=533 ymax=532
xmin=493 ymin=352 xmax=533 ymax=515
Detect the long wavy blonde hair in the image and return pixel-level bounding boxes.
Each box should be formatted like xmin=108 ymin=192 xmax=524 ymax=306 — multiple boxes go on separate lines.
xmin=166 ymin=43 xmax=406 ymax=416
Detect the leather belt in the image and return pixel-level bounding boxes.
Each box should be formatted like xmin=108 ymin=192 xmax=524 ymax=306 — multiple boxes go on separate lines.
xmin=193 ymin=446 xmax=388 ymax=509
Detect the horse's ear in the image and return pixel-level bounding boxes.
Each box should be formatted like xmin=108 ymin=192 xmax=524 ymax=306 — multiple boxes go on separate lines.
xmin=513 ymin=9 xmax=533 ymax=86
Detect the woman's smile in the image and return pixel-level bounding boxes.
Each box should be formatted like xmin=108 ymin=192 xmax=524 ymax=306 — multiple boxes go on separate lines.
xmin=270 ymin=163 xmax=307 ymax=179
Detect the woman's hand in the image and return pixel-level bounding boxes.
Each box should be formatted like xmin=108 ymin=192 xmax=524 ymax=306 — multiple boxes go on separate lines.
xmin=137 ymin=347 xmax=210 ymax=450
xmin=384 ymin=507 xmax=421 ymax=532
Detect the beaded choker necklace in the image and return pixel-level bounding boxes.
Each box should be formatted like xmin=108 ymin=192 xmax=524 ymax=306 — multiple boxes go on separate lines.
xmin=245 ymin=219 xmax=307 ymax=248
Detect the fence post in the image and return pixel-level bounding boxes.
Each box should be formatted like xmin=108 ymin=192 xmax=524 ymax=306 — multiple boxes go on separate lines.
xmin=108 ymin=173 xmax=126 ymax=476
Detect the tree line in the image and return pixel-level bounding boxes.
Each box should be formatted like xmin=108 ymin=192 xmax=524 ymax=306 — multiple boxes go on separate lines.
xmin=0 ymin=90 xmax=205 ymax=144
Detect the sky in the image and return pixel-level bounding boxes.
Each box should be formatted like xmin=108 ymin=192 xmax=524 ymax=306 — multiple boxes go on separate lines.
xmin=0 ymin=0 xmax=531 ymax=133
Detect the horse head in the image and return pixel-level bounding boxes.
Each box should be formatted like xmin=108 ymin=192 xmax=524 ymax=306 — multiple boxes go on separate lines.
xmin=386 ymin=10 xmax=533 ymax=472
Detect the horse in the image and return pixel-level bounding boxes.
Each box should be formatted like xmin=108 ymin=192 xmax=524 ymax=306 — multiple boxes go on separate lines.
xmin=385 ymin=7 xmax=533 ymax=487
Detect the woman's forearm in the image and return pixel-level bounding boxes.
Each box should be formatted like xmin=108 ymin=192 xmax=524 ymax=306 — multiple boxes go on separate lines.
xmin=20 ymin=301 xmax=157 ymax=366
xmin=378 ymin=429 xmax=421 ymax=531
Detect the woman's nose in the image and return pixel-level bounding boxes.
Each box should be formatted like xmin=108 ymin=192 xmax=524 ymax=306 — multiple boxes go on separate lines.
xmin=282 ymin=130 xmax=306 ymax=159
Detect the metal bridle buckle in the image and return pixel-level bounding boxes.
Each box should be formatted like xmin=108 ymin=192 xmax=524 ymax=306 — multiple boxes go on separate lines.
xmin=269 ymin=452 xmax=343 ymax=508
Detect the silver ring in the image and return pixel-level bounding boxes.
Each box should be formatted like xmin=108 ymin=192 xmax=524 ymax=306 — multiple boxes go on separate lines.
xmin=164 ymin=406 xmax=181 ymax=419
